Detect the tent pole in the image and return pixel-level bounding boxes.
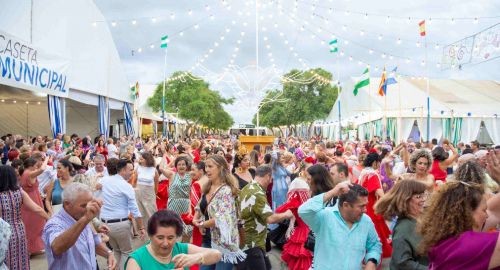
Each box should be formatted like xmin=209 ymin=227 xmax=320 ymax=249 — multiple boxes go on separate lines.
xmin=425 ymin=35 xmax=431 ymax=142
xmin=162 ymin=48 xmax=167 ymax=138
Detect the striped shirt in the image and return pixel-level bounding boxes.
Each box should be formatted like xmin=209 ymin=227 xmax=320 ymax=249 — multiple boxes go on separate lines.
xmin=43 ymin=209 xmax=101 ymax=270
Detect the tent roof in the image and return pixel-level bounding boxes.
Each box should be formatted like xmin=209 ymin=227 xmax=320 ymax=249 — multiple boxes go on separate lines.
xmin=326 ymin=77 xmax=500 ymax=125
xmin=0 ymin=0 xmax=132 ymax=103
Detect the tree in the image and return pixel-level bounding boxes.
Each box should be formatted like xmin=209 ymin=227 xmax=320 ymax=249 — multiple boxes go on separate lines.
xmin=253 ymin=68 xmax=338 ymax=136
xmin=148 ymin=71 xmax=234 ymax=135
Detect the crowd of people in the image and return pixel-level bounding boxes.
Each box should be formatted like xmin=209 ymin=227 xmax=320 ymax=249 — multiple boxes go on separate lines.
xmin=0 ymin=132 xmax=499 ymax=270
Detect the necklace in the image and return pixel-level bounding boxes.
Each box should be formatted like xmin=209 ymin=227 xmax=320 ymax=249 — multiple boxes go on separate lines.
xmin=147 ymin=244 xmax=173 ymax=264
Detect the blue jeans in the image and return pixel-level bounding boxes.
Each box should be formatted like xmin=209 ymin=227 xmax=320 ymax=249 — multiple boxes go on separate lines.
xmin=215 ymin=261 xmax=234 ymax=270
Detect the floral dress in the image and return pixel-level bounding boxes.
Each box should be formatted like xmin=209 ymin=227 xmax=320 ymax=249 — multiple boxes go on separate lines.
xmin=0 ymin=218 xmax=11 ymax=270
xmin=207 ymin=185 xmax=246 ymax=264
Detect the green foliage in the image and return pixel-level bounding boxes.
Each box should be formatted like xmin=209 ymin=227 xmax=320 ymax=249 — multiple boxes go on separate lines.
xmin=147 ymin=71 xmax=234 ymax=130
xmin=253 ymin=68 xmax=338 ymax=128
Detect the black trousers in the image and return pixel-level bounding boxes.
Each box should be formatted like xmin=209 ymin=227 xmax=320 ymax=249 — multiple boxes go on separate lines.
xmin=237 ymin=247 xmax=271 ymax=270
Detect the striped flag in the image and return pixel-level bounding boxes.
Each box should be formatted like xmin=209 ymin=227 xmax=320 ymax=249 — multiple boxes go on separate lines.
xmin=161 ymin=35 xmax=168 ymax=48
xmin=378 ymin=67 xmax=387 ymax=96
xmin=419 ymin=20 xmax=426 ymax=36
xmin=329 ymin=39 xmax=338 ymax=53
xmin=353 ymin=67 xmax=370 ymax=96
xmin=130 ymin=82 xmax=139 ymax=99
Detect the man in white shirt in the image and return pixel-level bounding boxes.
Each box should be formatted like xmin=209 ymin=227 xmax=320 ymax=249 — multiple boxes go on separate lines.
xmin=99 ymin=159 xmax=144 ymax=269
xmin=107 ymin=138 xmax=119 ymax=159
xmin=85 ymin=154 xmax=109 ymax=178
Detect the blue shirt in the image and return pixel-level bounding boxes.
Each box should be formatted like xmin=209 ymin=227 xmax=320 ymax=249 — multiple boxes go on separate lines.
xmin=51 ymin=179 xmax=64 ymax=205
xmin=43 ymin=208 xmax=101 ymax=270
xmin=99 ymin=174 xmax=142 ymax=219
xmin=298 ymin=193 xmax=382 ymax=270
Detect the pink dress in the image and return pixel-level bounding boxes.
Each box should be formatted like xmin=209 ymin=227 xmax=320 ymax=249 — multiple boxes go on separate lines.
xmin=20 ymin=172 xmax=46 ymax=254
xmin=429 ymin=231 xmax=499 ymax=270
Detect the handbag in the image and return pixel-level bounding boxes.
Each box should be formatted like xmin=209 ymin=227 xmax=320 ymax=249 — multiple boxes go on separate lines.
xmin=268 ymin=219 xmax=290 ymax=249
xmin=304 ymin=230 xmax=315 ymax=252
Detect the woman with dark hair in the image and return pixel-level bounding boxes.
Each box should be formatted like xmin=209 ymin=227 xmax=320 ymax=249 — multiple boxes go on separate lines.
xmin=358 ymin=152 xmax=392 ymax=261
xmin=375 ymin=180 xmax=429 ymax=269
xmin=193 ymin=155 xmax=245 ymax=269
xmin=81 ymin=137 xmax=92 ymax=154
xmin=429 ymin=143 xmax=458 ymax=184
xmin=232 ymin=147 xmax=255 ymax=189
xmin=45 ymin=159 xmax=74 ymax=216
xmin=95 ymin=138 xmax=108 ymax=160
xmin=418 ymin=182 xmax=500 ymax=269
xmin=161 ymin=156 xmax=193 ymax=240
xmin=306 ymin=164 xmax=335 ymax=197
xmin=1 ymin=165 xmax=48 ymax=269
xmin=185 ymin=162 xmax=208 ymax=253
xmin=136 ymin=152 xmax=160 ymax=226
xmin=19 ymin=156 xmax=49 ymax=255
xmin=125 ymin=210 xmax=221 ymax=270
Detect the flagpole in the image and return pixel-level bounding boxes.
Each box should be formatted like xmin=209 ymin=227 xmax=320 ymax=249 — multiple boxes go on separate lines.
xmin=398 ymin=75 xmax=402 ymax=142
xmin=337 ymin=52 xmax=341 ymax=141
xmin=162 ymin=47 xmax=167 ymax=138
xmin=425 ymin=25 xmax=430 ymax=142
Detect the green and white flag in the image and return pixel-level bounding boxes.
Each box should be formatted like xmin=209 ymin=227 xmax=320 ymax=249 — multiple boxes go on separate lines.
xmin=329 ymin=39 xmax=338 ymax=53
xmin=160 ymin=35 xmax=168 ymax=48
xmin=353 ymin=68 xmax=370 ymax=96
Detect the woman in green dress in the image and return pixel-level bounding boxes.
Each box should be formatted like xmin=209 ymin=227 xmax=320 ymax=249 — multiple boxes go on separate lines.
xmin=125 ymin=210 xmax=221 ymax=270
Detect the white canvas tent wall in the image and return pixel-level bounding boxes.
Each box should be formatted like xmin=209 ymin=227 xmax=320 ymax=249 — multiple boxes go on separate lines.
xmin=0 ymin=0 xmax=132 ymax=137
xmin=324 ymin=77 xmax=500 ymax=144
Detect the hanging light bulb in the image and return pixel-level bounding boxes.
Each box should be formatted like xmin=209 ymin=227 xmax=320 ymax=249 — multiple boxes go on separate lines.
xmin=378 ymin=34 xmax=383 ymax=40
xmin=397 ymin=38 xmax=402 ymax=45
xmin=416 ymin=41 xmax=421 ymax=47
xmin=111 ymin=21 xmax=117 ymax=27
xmin=131 ymin=20 xmax=137 ymax=25
xmin=435 ymin=44 xmax=440 ymax=49
xmin=151 ymin=17 xmax=157 ymax=23
xmin=92 ymin=21 xmax=97 ymax=27
xmin=474 ymin=18 xmax=478 ymax=24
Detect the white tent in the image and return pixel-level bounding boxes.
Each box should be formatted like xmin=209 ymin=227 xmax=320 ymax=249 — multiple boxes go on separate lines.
xmin=0 ymin=0 xmax=133 ymax=137
xmin=324 ymin=76 xmax=500 ymax=144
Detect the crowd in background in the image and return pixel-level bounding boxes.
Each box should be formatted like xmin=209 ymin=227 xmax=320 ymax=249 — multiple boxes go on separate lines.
xmin=0 ymin=131 xmax=499 ymax=270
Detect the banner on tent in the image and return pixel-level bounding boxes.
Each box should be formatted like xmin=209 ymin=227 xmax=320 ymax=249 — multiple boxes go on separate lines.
xmin=0 ymin=31 xmax=70 ymax=97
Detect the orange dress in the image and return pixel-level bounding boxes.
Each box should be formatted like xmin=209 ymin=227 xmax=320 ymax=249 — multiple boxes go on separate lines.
xmin=20 ymin=171 xmax=46 ymax=254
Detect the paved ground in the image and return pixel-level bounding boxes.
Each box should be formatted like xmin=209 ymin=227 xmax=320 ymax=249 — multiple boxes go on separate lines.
xmin=30 ymin=239 xmax=287 ymax=270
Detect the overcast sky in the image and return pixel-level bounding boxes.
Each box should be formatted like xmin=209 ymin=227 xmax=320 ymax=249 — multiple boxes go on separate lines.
xmin=94 ymin=0 xmax=500 ymax=124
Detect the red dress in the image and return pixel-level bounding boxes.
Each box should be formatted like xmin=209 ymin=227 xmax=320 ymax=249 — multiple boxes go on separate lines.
xmin=180 ymin=180 xmax=202 ymax=270
xmin=360 ymin=170 xmax=393 ymax=258
xmin=20 ymin=172 xmax=46 ymax=254
xmin=429 ymin=160 xmax=447 ymax=182
xmin=156 ymin=180 xmax=169 ymax=210
xmin=156 ymin=156 xmax=172 ymax=210
xmin=276 ymin=188 xmax=312 ymax=270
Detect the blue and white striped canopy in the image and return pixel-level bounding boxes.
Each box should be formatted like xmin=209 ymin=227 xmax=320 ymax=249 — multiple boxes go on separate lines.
xmin=98 ymin=95 xmax=110 ymax=138
xmin=47 ymin=95 xmax=66 ymax=138
xmin=123 ymin=102 xmax=134 ymax=136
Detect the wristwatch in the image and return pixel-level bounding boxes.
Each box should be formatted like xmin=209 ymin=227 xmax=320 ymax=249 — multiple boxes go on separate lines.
xmin=367 ymin=258 xmax=378 ymax=265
